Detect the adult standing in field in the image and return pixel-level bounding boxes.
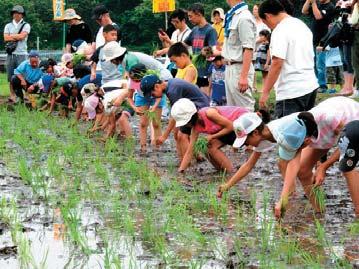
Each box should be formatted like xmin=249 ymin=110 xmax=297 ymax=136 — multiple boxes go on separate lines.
xmin=3 ymin=5 xmax=31 ymax=103
xmin=222 ymin=0 xmax=256 ymax=110
xmin=259 ymin=0 xmax=318 ymax=118
xmin=154 ymin=9 xmax=192 ymax=57
xmin=62 ymin=8 xmax=93 ymax=53
xmin=92 ymin=5 xmax=121 ymax=49
xmin=184 ymin=3 xmax=218 ymax=94
xmin=352 ymin=0 xmax=359 ymax=97
xmin=302 ymin=0 xmax=336 ymax=92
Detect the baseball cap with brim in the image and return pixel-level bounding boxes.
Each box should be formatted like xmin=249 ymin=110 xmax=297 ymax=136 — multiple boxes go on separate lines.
xmin=233 ymin=113 xmax=262 ymax=148
xmin=11 ymin=5 xmax=25 ymax=15
xmin=171 ymin=98 xmax=197 ymax=127
xmin=92 ymin=5 xmax=109 ymax=20
xmin=28 ymin=50 xmax=39 ymax=58
xmin=63 ymin=9 xmax=81 ymax=20
xmin=338 ymin=120 xmax=359 ymax=172
xmin=272 ymin=117 xmax=307 ymax=161
xmin=103 ymin=41 xmax=127 ymax=61
xmin=141 ymin=75 xmax=161 ymax=98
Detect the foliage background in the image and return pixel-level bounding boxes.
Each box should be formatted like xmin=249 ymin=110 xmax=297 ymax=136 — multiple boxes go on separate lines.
xmin=0 ymin=0 xmax=304 ymax=53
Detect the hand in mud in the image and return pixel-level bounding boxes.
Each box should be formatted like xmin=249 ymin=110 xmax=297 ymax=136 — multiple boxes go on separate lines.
xmin=217 ymin=184 xmax=227 ymax=198
xmin=314 ymin=163 xmax=326 ymax=187
xmin=156 ymin=136 xmax=166 ymax=146
xmin=274 ymin=201 xmax=285 ymax=220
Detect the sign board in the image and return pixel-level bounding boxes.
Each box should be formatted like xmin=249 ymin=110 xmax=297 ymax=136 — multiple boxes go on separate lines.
xmin=53 ymin=0 xmax=65 ymax=21
xmin=153 ymin=0 xmax=175 ymax=13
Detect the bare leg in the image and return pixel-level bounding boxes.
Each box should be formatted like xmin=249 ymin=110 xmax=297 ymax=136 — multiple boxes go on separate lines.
xmin=207 ymin=139 xmax=233 ymax=173
xmin=177 ymin=131 xmax=190 ymax=161
xmin=116 ymin=113 xmax=132 ymax=138
xmin=150 ymin=108 xmax=162 ymax=147
xmin=138 ymin=106 xmax=149 ymax=152
xmin=297 ymin=147 xmax=329 ymax=212
xmin=343 ymin=170 xmax=359 ymax=217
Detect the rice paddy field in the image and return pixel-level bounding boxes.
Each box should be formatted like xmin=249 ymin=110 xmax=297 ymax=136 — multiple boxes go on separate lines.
xmin=0 ymin=73 xmax=358 ymax=268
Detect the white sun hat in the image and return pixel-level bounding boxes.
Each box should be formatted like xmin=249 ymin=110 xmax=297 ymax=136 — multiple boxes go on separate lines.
xmin=171 ymin=98 xmax=197 ymax=127
xmin=102 ymin=41 xmax=127 ymax=62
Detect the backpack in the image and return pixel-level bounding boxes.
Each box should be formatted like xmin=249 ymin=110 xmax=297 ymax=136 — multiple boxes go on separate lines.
xmin=321 ymin=20 xmax=354 ymax=48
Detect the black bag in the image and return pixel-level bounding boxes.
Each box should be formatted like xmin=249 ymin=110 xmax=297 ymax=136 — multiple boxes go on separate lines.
xmin=4 ymin=22 xmax=27 ymax=55
xmin=321 ymin=20 xmax=343 ymax=48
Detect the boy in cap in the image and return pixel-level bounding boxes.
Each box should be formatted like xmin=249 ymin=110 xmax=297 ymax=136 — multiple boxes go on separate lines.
xmin=4 ymin=5 xmax=31 ymax=102
xmin=141 ymin=74 xmax=209 ymax=160
xmin=314 ymin=120 xmax=359 ymax=217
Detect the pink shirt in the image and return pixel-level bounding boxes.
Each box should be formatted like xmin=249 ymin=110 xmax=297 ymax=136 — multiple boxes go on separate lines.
xmin=194 ymin=106 xmax=249 ymax=134
xmin=310 ymin=97 xmax=359 ymax=149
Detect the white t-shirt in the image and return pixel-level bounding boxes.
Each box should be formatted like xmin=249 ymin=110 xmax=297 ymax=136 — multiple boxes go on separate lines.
xmin=170 ymin=26 xmax=191 ymax=43
xmin=270 ymin=17 xmax=318 ymax=101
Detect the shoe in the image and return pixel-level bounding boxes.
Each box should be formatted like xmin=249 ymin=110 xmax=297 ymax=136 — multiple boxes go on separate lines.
xmin=327 ymin=88 xmax=337 ymax=94
xmin=336 ymin=90 xmax=353 ymax=96
xmin=350 ymin=90 xmax=359 ymax=99
xmin=317 ymin=87 xmax=328 ymax=93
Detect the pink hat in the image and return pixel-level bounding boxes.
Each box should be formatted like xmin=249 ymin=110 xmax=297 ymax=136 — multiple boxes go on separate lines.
xmin=84 ymin=94 xmax=99 ymax=120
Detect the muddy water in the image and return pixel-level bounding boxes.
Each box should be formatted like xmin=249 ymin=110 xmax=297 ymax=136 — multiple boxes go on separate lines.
xmin=0 ymin=114 xmax=358 ymax=268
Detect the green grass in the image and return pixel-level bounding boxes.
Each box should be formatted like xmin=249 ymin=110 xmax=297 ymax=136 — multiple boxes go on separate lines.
xmin=0 ymin=73 xmax=10 ymax=97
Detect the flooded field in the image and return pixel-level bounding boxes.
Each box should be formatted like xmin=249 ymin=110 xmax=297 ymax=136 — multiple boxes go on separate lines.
xmin=0 ymin=105 xmax=358 ymax=268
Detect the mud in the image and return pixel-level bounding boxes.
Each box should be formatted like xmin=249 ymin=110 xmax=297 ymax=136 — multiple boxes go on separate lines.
xmin=0 ymin=111 xmax=358 ymax=268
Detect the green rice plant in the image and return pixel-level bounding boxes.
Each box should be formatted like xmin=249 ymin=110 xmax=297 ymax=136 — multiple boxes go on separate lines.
xmin=349 ymin=220 xmax=359 ymax=235
xmin=18 ymin=158 xmax=33 ymax=186
xmin=194 ymin=136 xmax=208 ymax=156
xmin=192 ymin=53 xmax=208 ymax=69
xmin=17 ymin=233 xmax=36 ymax=269
xmin=144 ymin=110 xmax=159 ymax=125
xmin=311 ymin=186 xmax=326 ymax=213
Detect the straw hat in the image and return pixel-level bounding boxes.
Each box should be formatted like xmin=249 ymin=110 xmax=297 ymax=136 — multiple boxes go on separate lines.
xmin=63 ymin=9 xmax=81 ymax=21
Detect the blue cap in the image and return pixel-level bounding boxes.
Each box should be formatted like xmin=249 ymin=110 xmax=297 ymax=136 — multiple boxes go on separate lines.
xmin=28 ymin=50 xmax=39 ymax=58
xmin=140 ymin=74 xmax=161 ymax=97
xmin=72 ymin=39 xmax=86 ymax=52
xmin=42 ymin=74 xmax=54 ymax=93
xmin=272 ymin=117 xmax=307 ymax=160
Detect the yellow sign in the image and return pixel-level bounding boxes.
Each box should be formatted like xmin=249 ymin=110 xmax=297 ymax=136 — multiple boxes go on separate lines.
xmin=53 ymin=0 xmax=65 ymax=21
xmin=153 ymin=0 xmax=175 ymax=13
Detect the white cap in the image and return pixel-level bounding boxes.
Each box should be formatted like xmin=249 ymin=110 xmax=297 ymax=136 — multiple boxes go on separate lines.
xmin=211 ymin=8 xmax=225 ymax=22
xmin=171 ymin=98 xmax=197 ymax=127
xmin=233 ymin=113 xmax=262 ymax=148
xmin=103 ymin=41 xmax=127 ymax=62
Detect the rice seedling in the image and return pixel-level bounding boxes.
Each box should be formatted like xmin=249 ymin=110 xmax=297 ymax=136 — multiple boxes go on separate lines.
xmin=311 ymin=186 xmax=326 ymax=213
xmin=194 ymin=136 xmax=208 ymax=156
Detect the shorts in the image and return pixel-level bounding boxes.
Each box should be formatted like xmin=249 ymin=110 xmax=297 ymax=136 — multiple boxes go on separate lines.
xmin=275 ymin=90 xmax=317 ymax=119
xmin=196 ymin=76 xmax=209 ymax=88
xmin=103 ymin=89 xmax=128 ymax=115
xmin=134 ymin=93 xmax=166 ymax=108
xmin=218 ymin=131 xmax=236 ymax=146
xmin=179 ymin=125 xmax=192 ymax=135
xmin=326 ymin=66 xmax=344 ymax=85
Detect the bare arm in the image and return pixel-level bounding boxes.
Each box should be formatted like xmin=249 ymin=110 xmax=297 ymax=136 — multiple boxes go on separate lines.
xmin=238 ymin=48 xmax=253 ymax=92
xmin=218 ymin=151 xmax=262 ymax=195
xmin=311 ymin=1 xmax=324 ymax=20
xmin=65 ymin=44 xmax=72 ymax=53
xmin=302 ymin=0 xmax=312 ymax=15
xmin=183 ymin=66 xmax=197 ymax=84
xmin=205 ymin=108 xmax=234 ymax=140
xmin=314 ymin=148 xmax=340 ymax=186
xmin=259 ymin=56 xmax=284 ymax=108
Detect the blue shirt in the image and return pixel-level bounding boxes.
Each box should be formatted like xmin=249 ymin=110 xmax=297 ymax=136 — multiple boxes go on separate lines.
xmin=165 ymin=78 xmax=210 ymax=108
xmin=184 ymin=24 xmax=217 ymax=54
xmin=14 ymin=60 xmax=43 ymax=84
xmin=208 ymin=64 xmax=226 ymax=103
